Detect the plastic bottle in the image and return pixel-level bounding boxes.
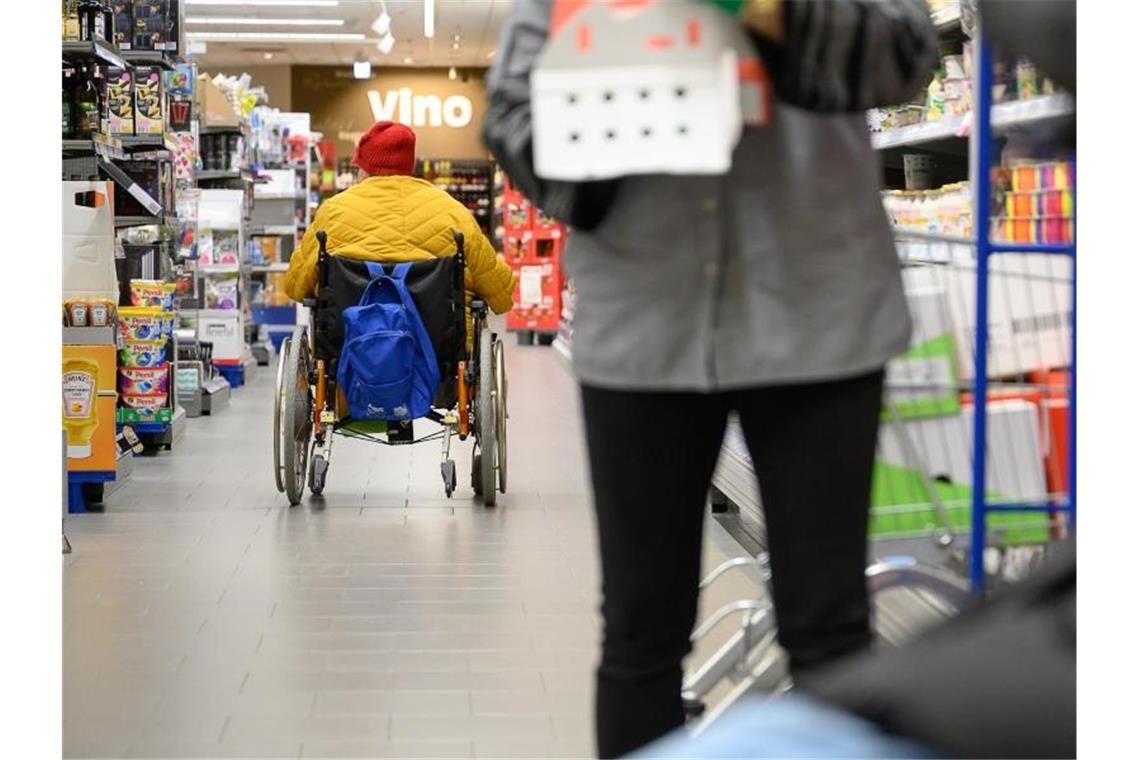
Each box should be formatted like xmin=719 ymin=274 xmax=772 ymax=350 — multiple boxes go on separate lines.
xmin=62 ymin=358 xmax=100 ymax=459
xmin=62 ymin=69 xmax=76 ymax=138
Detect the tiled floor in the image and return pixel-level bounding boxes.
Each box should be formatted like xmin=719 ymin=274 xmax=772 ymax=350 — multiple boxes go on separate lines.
xmin=63 ymin=334 xmax=765 ymax=759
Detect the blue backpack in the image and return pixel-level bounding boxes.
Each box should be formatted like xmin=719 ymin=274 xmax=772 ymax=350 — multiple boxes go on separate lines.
xmin=337 ymin=261 xmax=440 ymax=421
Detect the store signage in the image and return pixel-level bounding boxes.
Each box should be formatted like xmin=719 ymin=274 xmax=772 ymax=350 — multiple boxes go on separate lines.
xmin=367 ymin=88 xmax=474 ymax=128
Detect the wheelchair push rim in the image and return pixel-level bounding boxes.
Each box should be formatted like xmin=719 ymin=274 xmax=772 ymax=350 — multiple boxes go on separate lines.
xmin=492 ymin=335 xmax=507 ymax=494
xmin=280 ymin=326 xmax=313 ymax=505
xmin=477 ymin=327 xmax=497 ymax=507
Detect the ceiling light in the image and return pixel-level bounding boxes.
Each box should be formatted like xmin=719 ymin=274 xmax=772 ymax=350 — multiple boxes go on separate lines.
xmin=377 ymin=32 xmax=395 ymax=55
xmin=403 ymin=56 xmax=413 ymax=65
xmin=353 ymin=59 xmax=371 ymax=79
xmin=452 ymin=34 xmax=461 ymax=42
xmin=186 ymin=31 xmax=365 ymax=41
xmin=448 ymin=66 xmax=457 ymax=81
xmin=263 ymin=52 xmax=273 ymax=60
xmin=424 ymin=0 xmax=434 ymax=38
xmin=186 ymin=1 xmax=340 ymax=6
xmin=451 ymin=41 xmax=460 ymax=50
xmin=486 ymin=49 xmax=496 ymax=58
xmin=187 ymin=17 xmax=345 ymax=25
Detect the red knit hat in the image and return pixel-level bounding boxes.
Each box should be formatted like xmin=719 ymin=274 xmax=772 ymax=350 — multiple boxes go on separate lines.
xmin=352 ymin=121 xmax=416 ymax=176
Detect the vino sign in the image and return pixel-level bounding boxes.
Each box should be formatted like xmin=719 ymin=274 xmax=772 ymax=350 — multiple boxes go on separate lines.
xmin=367 ymin=88 xmax=475 ymax=129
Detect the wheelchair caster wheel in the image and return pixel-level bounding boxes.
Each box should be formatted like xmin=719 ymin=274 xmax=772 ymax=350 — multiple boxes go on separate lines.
xmin=472 ymin=453 xmax=483 ymax=496
xmin=441 ymin=459 xmax=457 ymax=498
xmin=310 ymin=454 xmax=328 ymax=496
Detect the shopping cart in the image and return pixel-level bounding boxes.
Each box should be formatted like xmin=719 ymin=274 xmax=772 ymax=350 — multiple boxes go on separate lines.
xmin=272 ymin=230 xmax=508 ymax=506
xmin=682 ymin=33 xmax=1075 ymax=728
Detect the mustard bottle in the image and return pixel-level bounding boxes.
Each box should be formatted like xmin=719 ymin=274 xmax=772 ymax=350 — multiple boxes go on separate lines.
xmin=62 ymin=358 xmax=99 ymax=459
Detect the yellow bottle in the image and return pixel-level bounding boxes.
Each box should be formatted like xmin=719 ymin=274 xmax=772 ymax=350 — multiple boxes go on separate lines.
xmin=62 ymin=358 xmax=99 ymax=459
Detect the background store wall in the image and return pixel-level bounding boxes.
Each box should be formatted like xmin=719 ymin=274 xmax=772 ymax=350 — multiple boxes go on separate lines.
xmin=291 ymin=66 xmax=490 ymax=161
xmin=213 ymin=66 xmax=293 ymax=111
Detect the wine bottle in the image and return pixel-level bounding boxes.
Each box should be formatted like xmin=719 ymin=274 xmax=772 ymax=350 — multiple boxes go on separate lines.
xmin=74 ymin=67 xmax=102 ymax=139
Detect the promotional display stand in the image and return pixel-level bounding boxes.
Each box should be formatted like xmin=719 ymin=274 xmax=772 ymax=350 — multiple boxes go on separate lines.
xmin=500 ymin=173 xmax=566 ymax=345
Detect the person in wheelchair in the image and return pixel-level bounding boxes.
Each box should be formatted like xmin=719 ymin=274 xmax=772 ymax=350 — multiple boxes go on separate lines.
xmin=274 ymin=120 xmax=514 ymax=508
xmin=284 ymin=120 xmax=516 ymax=341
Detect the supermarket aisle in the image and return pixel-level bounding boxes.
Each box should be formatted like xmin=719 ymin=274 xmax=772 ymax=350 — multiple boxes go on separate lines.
xmin=63 ymin=336 xmax=764 ymax=759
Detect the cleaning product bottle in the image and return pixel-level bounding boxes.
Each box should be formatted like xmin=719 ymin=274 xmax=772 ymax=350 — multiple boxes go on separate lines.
xmin=62 ymin=358 xmax=100 ymax=459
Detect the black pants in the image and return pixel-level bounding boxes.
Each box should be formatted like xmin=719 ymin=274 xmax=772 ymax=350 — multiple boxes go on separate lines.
xmin=580 ymin=370 xmax=885 ymax=759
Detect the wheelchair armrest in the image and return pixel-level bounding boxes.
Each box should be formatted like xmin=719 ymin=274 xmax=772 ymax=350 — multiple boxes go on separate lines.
xmin=471 ymin=299 xmax=488 ymax=318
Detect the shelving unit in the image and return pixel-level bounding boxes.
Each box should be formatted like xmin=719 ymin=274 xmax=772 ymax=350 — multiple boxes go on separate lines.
xmin=711 ymin=4 xmax=1076 ymax=591
xmin=62 ymin=38 xmax=128 ymax=69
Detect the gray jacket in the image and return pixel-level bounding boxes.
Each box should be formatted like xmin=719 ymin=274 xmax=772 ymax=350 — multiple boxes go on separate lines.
xmin=484 ymin=0 xmax=939 ymax=392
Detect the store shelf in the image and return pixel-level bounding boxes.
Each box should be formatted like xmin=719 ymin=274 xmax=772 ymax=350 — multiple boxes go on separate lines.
xmin=992 ymin=93 xmax=1076 ymax=129
xmin=63 ymin=135 xmax=125 ymax=160
xmin=248 ymin=226 xmax=297 ymax=236
xmin=254 ymin=193 xmax=301 ymax=200
xmin=198 ymin=169 xmax=252 ymax=181
xmin=872 ymin=94 xmax=1076 ymax=151
xmin=121 ymin=50 xmax=176 ymax=70
xmin=62 ymin=38 xmax=127 ymax=69
xmin=114 ymin=214 xmax=176 ymax=228
xmin=872 ymin=114 xmax=969 ymax=150
xmin=120 ymin=134 xmax=177 ymax=153
xmin=198 ymin=264 xmax=242 ymax=274
xmin=251 ymin=263 xmax=290 ymax=273
xmin=200 ymin=125 xmax=245 ymax=135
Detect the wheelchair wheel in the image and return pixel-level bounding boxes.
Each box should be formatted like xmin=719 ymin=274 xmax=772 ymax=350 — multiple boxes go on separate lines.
xmin=281 ymin=326 xmax=312 ymax=506
xmin=476 ymin=327 xmax=497 ymax=507
xmin=492 ymin=335 xmax=508 ymax=494
xmin=273 ymin=337 xmax=289 ymax=494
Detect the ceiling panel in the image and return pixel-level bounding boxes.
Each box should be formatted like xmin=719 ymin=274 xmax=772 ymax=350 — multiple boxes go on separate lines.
xmin=192 ymin=0 xmax=510 ymax=70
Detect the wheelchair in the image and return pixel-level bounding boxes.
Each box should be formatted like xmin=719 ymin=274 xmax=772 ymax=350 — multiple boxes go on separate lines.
xmin=273 ymin=230 xmax=507 ymax=507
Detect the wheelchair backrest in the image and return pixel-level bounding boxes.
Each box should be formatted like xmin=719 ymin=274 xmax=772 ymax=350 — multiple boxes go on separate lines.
xmin=314 ymin=254 xmax=465 ymax=384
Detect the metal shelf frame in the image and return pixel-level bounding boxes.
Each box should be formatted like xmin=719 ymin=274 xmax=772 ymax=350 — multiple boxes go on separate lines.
xmin=968 ymin=37 xmax=1076 ymax=593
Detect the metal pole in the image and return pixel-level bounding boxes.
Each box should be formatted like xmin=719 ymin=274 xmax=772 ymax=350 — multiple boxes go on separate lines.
xmin=1067 ymin=156 xmax=1077 ymax=531
xmin=969 ymin=35 xmax=996 ymax=595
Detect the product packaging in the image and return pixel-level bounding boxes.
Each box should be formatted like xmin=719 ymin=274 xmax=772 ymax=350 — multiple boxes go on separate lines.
xmin=903 ymin=154 xmax=935 ymax=191
xmin=133 ymin=66 xmax=165 ymax=134
xmin=206 ymin=272 xmax=240 ymax=309
xmin=129 ymin=279 xmax=176 ymax=309
xmin=213 ymin=230 xmax=240 ymax=265
xmin=118 ymin=306 xmax=173 ymax=341
xmin=106 ymin=67 xmax=134 ymax=135
xmin=131 ymin=1 xmax=166 ymax=51
xmin=62 ymin=344 xmax=118 ymax=471
xmin=119 ymin=339 xmax=167 ymax=367
xmin=120 ymin=392 xmax=169 ymax=410
xmin=119 ymin=365 xmax=170 ymax=395
xmin=112 ymin=160 xmax=162 ymax=217
xmin=89 ymin=298 xmax=116 ymax=327
xmin=112 ymin=2 xmax=132 ymax=49
xmin=66 ymin=298 xmax=90 ymax=327
xmin=1016 ymin=59 xmax=1038 ymax=101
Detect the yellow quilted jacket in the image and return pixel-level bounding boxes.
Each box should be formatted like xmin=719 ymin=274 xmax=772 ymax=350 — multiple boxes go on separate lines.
xmin=284 ymin=176 xmax=516 ymax=338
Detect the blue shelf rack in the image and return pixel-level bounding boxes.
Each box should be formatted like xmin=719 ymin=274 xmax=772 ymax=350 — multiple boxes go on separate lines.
xmin=969 ymin=37 xmax=1076 ymax=594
